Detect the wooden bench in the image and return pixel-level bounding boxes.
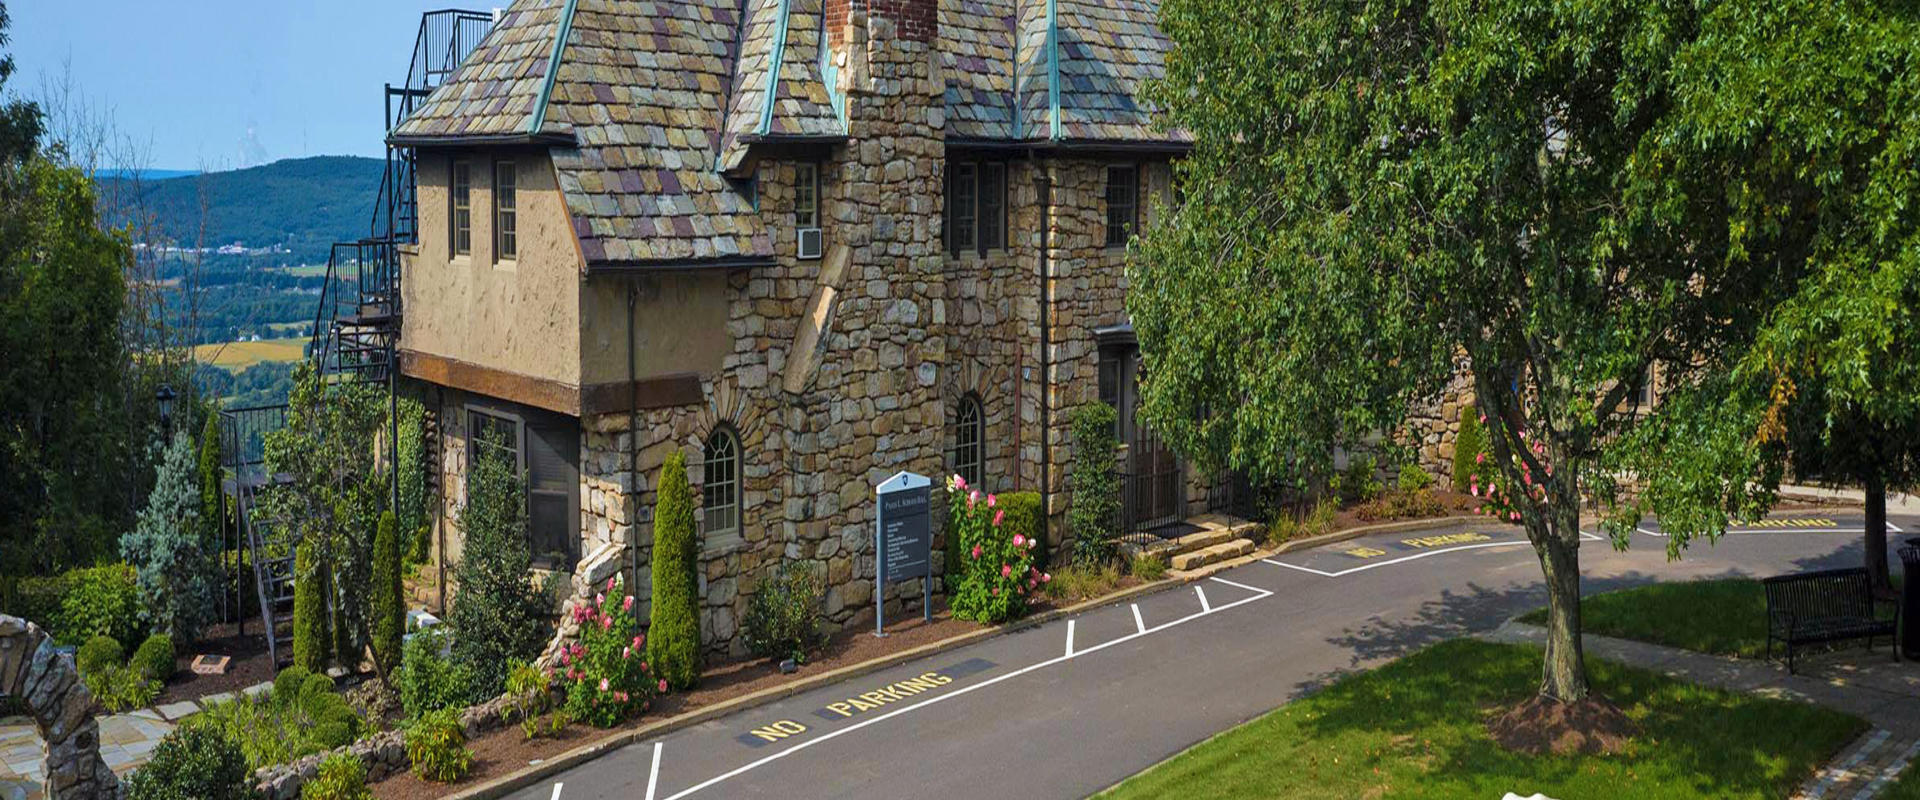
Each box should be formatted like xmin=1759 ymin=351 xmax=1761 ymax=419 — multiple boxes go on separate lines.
xmin=1763 ymin=567 xmax=1900 ymax=674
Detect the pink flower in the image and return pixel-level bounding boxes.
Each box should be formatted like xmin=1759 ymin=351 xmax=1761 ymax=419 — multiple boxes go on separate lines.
xmin=1027 ymin=579 xmax=1036 ymax=590
xmin=607 ymin=576 xmax=617 ymax=592
xmin=615 ymin=691 xmax=628 ymax=702
xmin=1041 ymin=572 xmax=1051 ymax=583
xmin=969 ymin=489 xmax=980 ymax=508
xmin=971 ymin=545 xmax=981 ymax=559
xmin=987 ymin=493 xmax=997 ymax=508
xmin=1012 ymin=533 xmax=1025 ymax=547
xmin=572 ymin=643 xmax=586 ymax=657
xmin=561 ymin=650 xmax=572 ymax=666
xmin=994 ymin=510 xmax=1005 ymax=526
xmin=596 ymin=593 xmax=606 ymax=608
xmin=623 ymin=595 xmax=635 ymax=611
xmin=599 ymin=678 xmax=610 ymax=692
xmin=1509 ymin=512 xmax=1521 ymax=522
xmin=659 ymin=679 xmax=669 ymax=693
xmin=1478 ymin=413 xmax=1487 ymax=424
xmin=1476 ymin=452 xmax=1486 ymax=465
xmin=632 ymin=635 xmax=644 ymax=651
xmin=641 ymin=661 xmax=648 ymax=672
xmin=1001 ymin=564 xmax=1012 ymax=578
xmin=601 ymin=615 xmax=613 ymax=631
xmin=992 ymin=587 xmax=1000 ymax=596
xmin=622 ymin=646 xmax=631 ymax=659
xmin=954 ymin=475 xmax=968 ymax=491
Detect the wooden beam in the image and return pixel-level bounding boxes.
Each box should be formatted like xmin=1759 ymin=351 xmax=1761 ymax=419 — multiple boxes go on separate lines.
xmin=579 ymin=372 xmax=705 ymax=416
xmin=399 ymin=350 xmax=582 ymax=417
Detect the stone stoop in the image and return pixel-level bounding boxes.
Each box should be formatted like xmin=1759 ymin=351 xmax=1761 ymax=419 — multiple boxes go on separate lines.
xmin=1120 ymin=513 xmax=1264 ymax=574
xmin=1169 ymin=538 xmax=1255 ymax=572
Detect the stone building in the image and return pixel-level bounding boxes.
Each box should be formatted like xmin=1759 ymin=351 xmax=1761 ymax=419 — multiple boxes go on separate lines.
xmin=389 ymin=0 xmax=1222 ymax=656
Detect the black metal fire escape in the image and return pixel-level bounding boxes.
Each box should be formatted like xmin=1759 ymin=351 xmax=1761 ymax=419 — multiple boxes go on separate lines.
xmin=225 ymin=9 xmax=492 ymax=668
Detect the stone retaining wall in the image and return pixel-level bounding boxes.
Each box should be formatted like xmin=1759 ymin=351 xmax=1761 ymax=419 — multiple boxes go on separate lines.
xmin=0 ymin=615 xmax=122 ymax=800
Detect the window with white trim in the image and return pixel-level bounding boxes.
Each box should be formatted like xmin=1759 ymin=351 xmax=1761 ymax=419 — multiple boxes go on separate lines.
xmin=948 ymin=393 xmax=984 ymax=487
xmin=494 ymin=160 xmax=517 ymax=262
xmin=795 ymin=162 xmax=819 ymax=228
xmin=451 ymin=160 xmax=473 ymax=257
xmin=1106 ymin=165 xmax=1137 ymax=247
xmin=702 ymin=427 xmax=741 ymax=544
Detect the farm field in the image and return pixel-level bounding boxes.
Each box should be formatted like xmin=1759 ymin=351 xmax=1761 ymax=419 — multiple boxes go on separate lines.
xmin=194 ymin=337 xmax=307 ymax=369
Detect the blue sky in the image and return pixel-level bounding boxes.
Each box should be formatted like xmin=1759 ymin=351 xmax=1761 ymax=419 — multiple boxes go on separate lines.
xmin=10 ymin=1 xmax=476 ymax=170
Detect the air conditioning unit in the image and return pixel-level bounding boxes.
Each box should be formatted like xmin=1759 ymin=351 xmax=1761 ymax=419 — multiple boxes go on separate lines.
xmin=797 ymin=227 xmax=823 ymax=260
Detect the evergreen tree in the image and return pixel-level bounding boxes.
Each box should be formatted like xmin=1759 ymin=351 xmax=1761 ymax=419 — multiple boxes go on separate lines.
xmin=121 ymin=431 xmax=214 ymax=643
xmin=647 ymin=450 xmax=701 ymax=691
xmin=448 ymin=439 xmax=547 ymax=698
xmin=198 ymin=411 xmax=223 ymax=550
xmin=371 ymin=510 xmax=405 ymax=676
xmin=1067 ymin=402 xmax=1121 ymax=567
xmin=292 ymin=539 xmax=331 ymax=674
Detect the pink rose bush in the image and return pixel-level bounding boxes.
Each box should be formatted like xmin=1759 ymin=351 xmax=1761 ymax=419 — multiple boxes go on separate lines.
xmin=559 ymin=576 xmax=658 ymax=727
xmin=1464 ymin=424 xmax=1553 ymax=524
xmin=948 ymin=474 xmax=1041 ymax=624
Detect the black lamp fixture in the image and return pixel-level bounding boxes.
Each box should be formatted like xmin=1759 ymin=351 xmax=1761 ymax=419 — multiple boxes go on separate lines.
xmin=156 ymin=384 xmax=176 ymax=439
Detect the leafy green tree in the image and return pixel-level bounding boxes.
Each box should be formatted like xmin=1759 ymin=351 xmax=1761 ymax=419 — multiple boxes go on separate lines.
xmin=258 ymin=362 xmax=386 ymax=668
xmin=121 ymin=431 xmax=216 ymax=643
xmin=448 ymin=440 xmax=548 ymax=699
xmin=647 ymin=450 xmax=701 ymax=691
xmin=1067 ymin=402 xmax=1121 ymax=567
xmin=371 ymin=510 xmax=405 ymax=676
xmin=292 ymin=539 xmax=331 ymax=674
xmin=1129 ymin=0 xmax=1866 ymax=702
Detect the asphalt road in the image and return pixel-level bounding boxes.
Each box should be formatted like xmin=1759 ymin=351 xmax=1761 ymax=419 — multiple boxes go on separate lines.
xmin=515 ymin=511 xmax=1914 ymax=800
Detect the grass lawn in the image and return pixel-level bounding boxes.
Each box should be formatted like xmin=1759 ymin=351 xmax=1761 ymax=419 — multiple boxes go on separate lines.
xmin=1518 ymin=574 xmax=1906 ymax=659
xmin=194 ymin=337 xmax=308 ymax=369
xmin=1099 ymin=639 xmax=1863 ymax=800
xmin=1891 ymin=767 xmax=1920 ymax=800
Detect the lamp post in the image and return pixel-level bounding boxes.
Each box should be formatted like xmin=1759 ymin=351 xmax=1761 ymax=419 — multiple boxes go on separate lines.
xmin=156 ymin=384 xmax=176 ymax=441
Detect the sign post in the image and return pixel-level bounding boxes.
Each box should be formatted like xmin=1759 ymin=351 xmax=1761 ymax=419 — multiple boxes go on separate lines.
xmin=874 ymin=471 xmax=932 ymax=637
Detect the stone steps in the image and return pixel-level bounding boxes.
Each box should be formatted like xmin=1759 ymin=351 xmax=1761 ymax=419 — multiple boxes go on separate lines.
xmin=1169 ymin=538 xmax=1255 ymax=572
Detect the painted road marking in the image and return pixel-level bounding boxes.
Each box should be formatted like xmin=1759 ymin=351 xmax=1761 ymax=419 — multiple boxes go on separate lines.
xmin=660 ymin=577 xmax=1275 ymax=800
xmin=1265 ymin=531 xmax=1605 ymax=579
xmin=1131 ymin=603 xmax=1146 ymax=634
xmin=551 ymin=782 xmax=564 ymax=800
xmin=795 ymin=658 xmax=995 ymax=728
xmin=1195 ymin=585 xmax=1211 ymax=612
xmin=1637 ymin=519 xmax=1903 ymax=538
xmin=1064 ymin=620 xmax=1076 ymax=658
xmin=644 ymin=743 xmax=661 ymax=800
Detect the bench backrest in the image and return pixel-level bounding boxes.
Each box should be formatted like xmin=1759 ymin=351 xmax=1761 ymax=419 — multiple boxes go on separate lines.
xmin=1763 ymin=567 xmax=1874 ymax=621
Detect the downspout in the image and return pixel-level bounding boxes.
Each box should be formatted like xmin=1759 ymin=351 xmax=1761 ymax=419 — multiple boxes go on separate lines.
xmin=627 ymin=282 xmax=641 ymax=593
xmin=1033 ymin=156 xmax=1054 ymax=552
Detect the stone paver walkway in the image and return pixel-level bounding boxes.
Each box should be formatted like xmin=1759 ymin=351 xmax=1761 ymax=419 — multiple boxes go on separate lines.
xmin=1483 ymin=621 xmax=1920 ymax=800
xmin=0 ymin=680 xmax=273 ymax=799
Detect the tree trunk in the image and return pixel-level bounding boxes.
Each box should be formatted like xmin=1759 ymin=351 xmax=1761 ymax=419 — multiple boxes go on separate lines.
xmin=1865 ymin=475 xmax=1893 ymax=598
xmin=1531 ymin=505 xmax=1590 ymax=702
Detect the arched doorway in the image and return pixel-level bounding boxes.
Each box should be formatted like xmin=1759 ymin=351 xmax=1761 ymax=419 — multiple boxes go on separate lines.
xmin=0 ymin=615 xmax=123 ymax=799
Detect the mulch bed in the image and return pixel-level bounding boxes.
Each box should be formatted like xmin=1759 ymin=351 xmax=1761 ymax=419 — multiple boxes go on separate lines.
xmin=154 ymin=621 xmax=275 ymax=706
xmin=1487 ymin=694 xmax=1637 ymax=756
xmin=371 ymin=604 xmax=993 ymax=799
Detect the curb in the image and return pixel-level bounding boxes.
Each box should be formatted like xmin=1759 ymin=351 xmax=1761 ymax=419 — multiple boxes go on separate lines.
xmin=1269 ymin=514 xmax=1496 ymax=555
xmin=442 ymin=576 xmax=1180 ymax=800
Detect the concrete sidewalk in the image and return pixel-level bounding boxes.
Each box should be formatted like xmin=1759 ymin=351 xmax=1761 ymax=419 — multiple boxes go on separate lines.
xmin=1482 ymin=621 xmax=1920 ymax=799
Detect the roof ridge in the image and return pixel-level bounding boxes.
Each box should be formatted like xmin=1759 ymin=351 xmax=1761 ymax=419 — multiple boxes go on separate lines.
xmin=755 ymin=0 xmax=794 ymax=136
xmin=528 ymin=0 xmax=581 ymax=135
xmin=1046 ymin=0 xmax=1061 ymax=141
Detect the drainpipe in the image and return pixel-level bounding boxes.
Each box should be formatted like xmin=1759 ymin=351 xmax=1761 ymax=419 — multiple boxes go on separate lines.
xmin=1032 ymin=158 xmax=1054 ymax=550
xmin=627 ymin=281 xmax=642 ymax=592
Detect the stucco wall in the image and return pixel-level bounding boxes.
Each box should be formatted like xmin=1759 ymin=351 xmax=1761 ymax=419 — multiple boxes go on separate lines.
xmin=579 ymin=272 xmax=733 ymax=386
xmin=403 ymin=149 xmax=582 ymax=389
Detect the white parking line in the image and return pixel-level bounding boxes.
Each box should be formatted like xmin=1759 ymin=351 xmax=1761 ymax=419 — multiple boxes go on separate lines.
xmin=644 ymin=741 xmax=662 ymax=800
xmin=1262 ymin=531 xmax=1604 ymax=579
xmin=1131 ymin=603 xmax=1145 ymax=634
xmin=659 ymin=579 xmax=1275 ymax=800
xmin=1195 ymin=586 xmax=1211 ymax=612
xmin=1064 ymin=620 xmax=1076 ymax=658
xmin=1637 ymin=522 xmax=1903 ymax=538
xmin=551 ymin=782 xmax=564 ymax=800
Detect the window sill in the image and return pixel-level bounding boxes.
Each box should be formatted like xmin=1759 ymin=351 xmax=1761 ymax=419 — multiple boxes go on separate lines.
xmin=700 ymin=533 xmax=747 ymax=559
xmin=493 ymin=258 xmax=518 ymax=272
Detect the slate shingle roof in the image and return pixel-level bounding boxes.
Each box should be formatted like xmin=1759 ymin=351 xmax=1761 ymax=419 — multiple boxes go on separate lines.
xmin=393 ymin=0 xmax=1181 ymax=266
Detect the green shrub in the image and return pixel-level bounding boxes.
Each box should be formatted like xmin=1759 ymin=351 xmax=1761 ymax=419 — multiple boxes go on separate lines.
xmin=997 ymin=491 xmax=1046 ymax=569
xmin=1336 ymin=456 xmax=1384 ymax=503
xmin=1067 ymin=402 xmax=1122 ymax=567
xmin=1453 ymin=411 xmax=1486 ymax=491
xmin=1266 ymin=514 xmax=1300 ymax=546
xmin=561 ymin=577 xmax=658 ymax=727
xmin=272 ymin=665 xmax=310 ymax=705
xmin=1044 ymin=562 xmax=1123 ymax=601
xmin=59 ymin=563 xmax=146 ymax=647
xmin=92 ymin=662 xmax=160 ymax=712
xmin=77 ymin=634 xmax=123 ymax=677
xmin=449 ymin=442 xmax=549 ymax=699
xmin=742 ymin=562 xmax=825 ymax=664
xmin=199 ymin=413 xmax=224 ymax=555
xmin=648 ymin=450 xmax=702 ymax=691
xmin=191 ymin=688 xmax=359 ymax=772
xmin=1130 ymin=553 xmax=1168 ymax=581
xmin=398 ymin=628 xmax=476 ymax=719
xmin=370 ymin=510 xmax=404 ymax=675
xmin=503 ymin=661 xmax=555 ymax=740
xmin=301 ymin=753 xmax=370 ymax=800
xmin=949 ymin=480 xmax=1044 ymax=623
xmin=395 ymin=395 xmax=429 ymax=561
xmin=292 ymin=540 xmax=331 ymax=674
xmin=132 ymin=633 xmax=176 ymax=683
xmin=9 ymin=572 xmax=69 ymax=631
xmin=299 ymin=672 xmax=336 ymax=710
xmin=1397 ymin=464 xmax=1434 ymax=493
xmin=1356 ymin=487 xmax=1447 ymax=522
xmin=405 ymin=708 xmax=472 ymax=783
xmin=125 ymin=722 xmax=255 ymax=800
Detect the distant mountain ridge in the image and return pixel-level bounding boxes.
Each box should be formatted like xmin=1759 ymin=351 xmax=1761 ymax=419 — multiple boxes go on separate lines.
xmin=104 ymin=155 xmax=384 ymax=264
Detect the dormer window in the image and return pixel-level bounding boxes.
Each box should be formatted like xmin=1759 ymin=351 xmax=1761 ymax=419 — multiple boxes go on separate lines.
xmin=451 ymin=160 xmax=473 ymax=257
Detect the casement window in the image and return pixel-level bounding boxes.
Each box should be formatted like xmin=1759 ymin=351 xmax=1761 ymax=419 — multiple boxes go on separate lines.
xmin=466 ymin=403 xmax=580 ymax=567
xmin=451 ymin=160 xmax=473 ymax=257
xmin=493 ymin=161 xmax=517 ymax=262
xmin=1106 ymin=165 xmax=1138 ymax=247
xmin=944 ymin=161 xmax=1007 ymax=257
xmin=794 ymin=163 xmax=819 ymax=228
xmin=948 ymin=393 xmax=984 ymax=488
xmin=701 ymin=427 xmax=742 ymax=545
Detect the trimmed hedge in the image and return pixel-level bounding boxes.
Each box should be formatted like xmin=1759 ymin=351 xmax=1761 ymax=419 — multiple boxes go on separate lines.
xmin=124 ymin=722 xmax=253 ymax=800
xmin=292 ymin=541 xmax=331 ymax=674
xmin=370 ymin=510 xmax=404 ymax=675
xmin=132 ymin=633 xmax=176 ymax=682
xmin=647 ymin=450 xmax=702 ymax=691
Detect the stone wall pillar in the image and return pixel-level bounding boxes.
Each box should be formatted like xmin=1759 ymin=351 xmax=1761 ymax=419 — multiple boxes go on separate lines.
xmin=0 ymin=616 xmax=122 ymax=800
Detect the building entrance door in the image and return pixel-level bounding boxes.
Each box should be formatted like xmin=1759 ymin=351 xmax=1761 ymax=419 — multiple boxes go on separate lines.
xmin=1100 ymin=344 xmax=1183 ymax=532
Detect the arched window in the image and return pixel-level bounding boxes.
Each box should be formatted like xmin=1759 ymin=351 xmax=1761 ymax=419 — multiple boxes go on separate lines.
xmin=948 ymin=393 xmax=984 ymax=487
xmin=701 ymin=427 xmax=741 ymax=540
